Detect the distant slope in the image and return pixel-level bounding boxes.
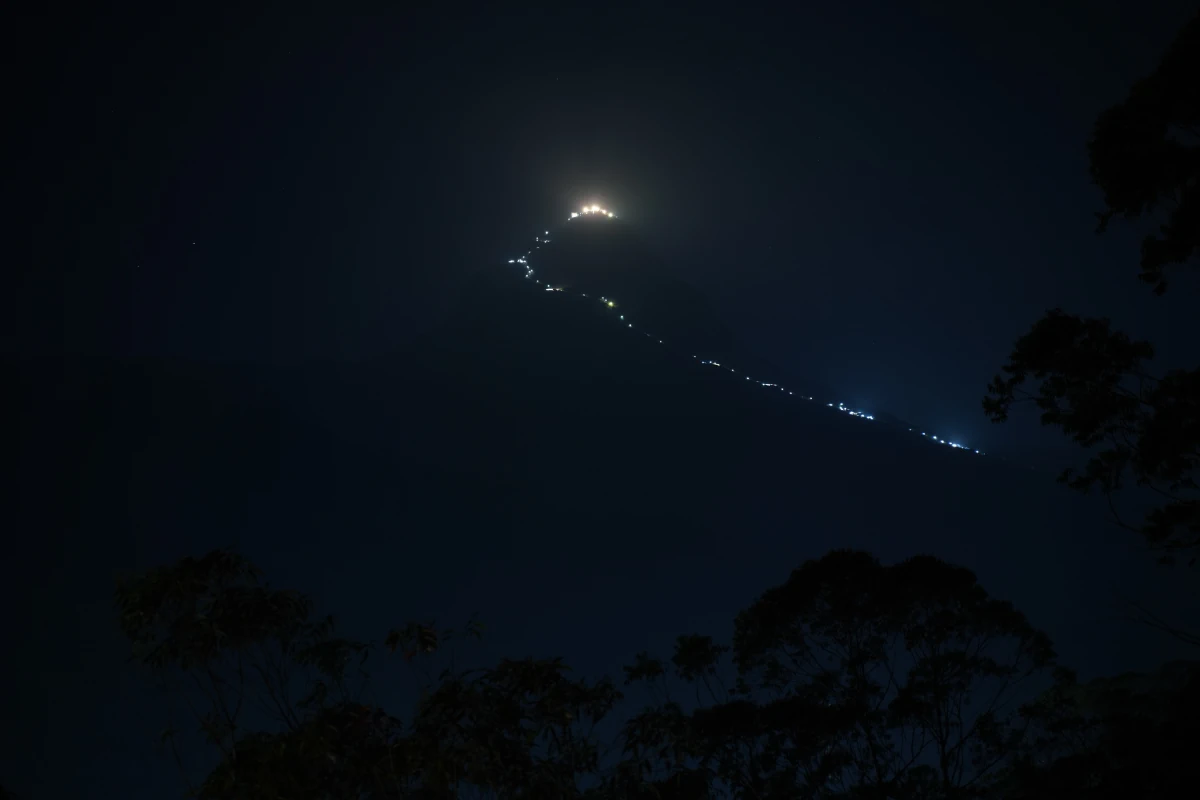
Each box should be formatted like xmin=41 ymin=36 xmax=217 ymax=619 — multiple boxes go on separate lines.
xmin=525 ymin=215 xmax=736 ymax=357
xmin=521 ymin=214 xmax=856 ymax=405
xmin=491 ymin=212 xmax=978 ymax=453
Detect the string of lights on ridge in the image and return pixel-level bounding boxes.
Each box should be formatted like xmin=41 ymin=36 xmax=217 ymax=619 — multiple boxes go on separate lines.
xmin=505 ymin=205 xmax=984 ymax=457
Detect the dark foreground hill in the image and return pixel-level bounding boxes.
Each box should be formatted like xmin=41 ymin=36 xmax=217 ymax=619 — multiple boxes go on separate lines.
xmin=4 ymin=230 xmax=1193 ymax=795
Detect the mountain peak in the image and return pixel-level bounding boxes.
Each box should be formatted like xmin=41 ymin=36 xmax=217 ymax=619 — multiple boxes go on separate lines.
xmin=520 ymin=212 xmax=736 ymax=358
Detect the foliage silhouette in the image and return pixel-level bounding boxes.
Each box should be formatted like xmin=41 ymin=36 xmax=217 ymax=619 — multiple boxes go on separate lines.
xmin=115 ymin=549 xmax=616 ymax=798
xmin=615 ymin=550 xmax=1060 ymax=800
xmin=998 ymin=660 xmax=1200 ymax=798
xmin=986 ymin=11 xmax=1199 ymax=569
xmin=984 ymin=310 xmax=1199 ymax=563
xmin=119 ymin=549 xmax=1073 ymax=798
xmin=1089 ymin=11 xmax=1199 ymax=295
xmin=116 ymin=550 xmax=1200 ymax=798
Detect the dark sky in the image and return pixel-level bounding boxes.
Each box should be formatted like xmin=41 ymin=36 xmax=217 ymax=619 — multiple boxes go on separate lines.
xmin=12 ymin=0 xmax=1197 ymax=452
xmin=7 ymin=1 xmax=1200 ymax=796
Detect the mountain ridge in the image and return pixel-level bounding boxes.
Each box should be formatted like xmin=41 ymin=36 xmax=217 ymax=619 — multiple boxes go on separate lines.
xmin=493 ymin=211 xmax=985 ymax=457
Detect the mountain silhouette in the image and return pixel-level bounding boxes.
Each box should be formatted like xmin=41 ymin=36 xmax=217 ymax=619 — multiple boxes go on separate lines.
xmin=513 ymin=212 xmax=840 ymax=405
xmin=526 ymin=214 xmax=736 ymax=355
xmin=442 ymin=211 xmax=957 ymax=448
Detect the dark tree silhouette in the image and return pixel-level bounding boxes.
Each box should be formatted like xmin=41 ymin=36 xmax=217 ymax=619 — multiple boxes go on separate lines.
xmin=115 ymin=550 xmax=620 ymax=798
xmin=1090 ymin=11 xmax=1199 ymax=295
xmin=117 ymin=549 xmax=1070 ymax=799
xmin=984 ymin=310 xmax=1199 ymax=563
xmin=986 ymin=11 xmax=1199 ymax=569
xmin=116 ymin=550 xmax=1200 ymax=800
xmin=616 ymin=550 xmax=1059 ymax=799
xmin=999 ymin=660 xmax=1200 ymax=798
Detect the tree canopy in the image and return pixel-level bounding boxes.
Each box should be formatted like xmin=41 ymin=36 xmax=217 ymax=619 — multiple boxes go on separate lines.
xmin=999 ymin=659 xmax=1200 ymax=798
xmin=114 ymin=548 xmax=1104 ymax=799
xmin=1089 ymin=10 xmax=1199 ymax=294
xmin=115 ymin=549 xmax=620 ymax=798
xmin=986 ymin=11 xmax=1199 ymax=568
xmin=984 ymin=310 xmax=1199 ymax=563
xmin=618 ymin=550 xmax=1059 ymax=800
xmin=115 ymin=547 xmax=1200 ymax=798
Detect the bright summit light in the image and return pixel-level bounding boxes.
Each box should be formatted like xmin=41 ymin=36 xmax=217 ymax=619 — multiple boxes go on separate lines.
xmin=577 ymin=204 xmax=616 ymax=217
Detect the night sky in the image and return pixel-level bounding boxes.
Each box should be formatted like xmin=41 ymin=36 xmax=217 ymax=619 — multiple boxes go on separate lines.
xmin=6 ymin=2 xmax=1200 ymax=797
